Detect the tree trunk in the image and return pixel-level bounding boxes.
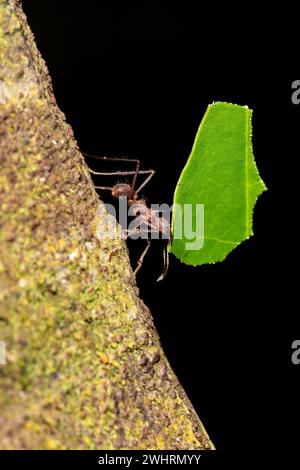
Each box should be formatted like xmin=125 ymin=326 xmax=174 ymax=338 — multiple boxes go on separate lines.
xmin=0 ymin=0 xmax=214 ymax=450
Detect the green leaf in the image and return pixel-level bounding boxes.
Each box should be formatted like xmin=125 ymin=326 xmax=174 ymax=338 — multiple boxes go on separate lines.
xmin=169 ymin=102 xmax=267 ymax=265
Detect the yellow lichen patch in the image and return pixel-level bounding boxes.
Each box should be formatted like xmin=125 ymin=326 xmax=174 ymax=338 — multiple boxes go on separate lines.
xmin=96 ymin=352 xmax=110 ymax=364
xmin=45 ymin=438 xmax=61 ymax=450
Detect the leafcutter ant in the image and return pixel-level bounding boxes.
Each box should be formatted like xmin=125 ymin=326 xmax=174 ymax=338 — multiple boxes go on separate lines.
xmin=83 ymin=153 xmax=170 ymax=281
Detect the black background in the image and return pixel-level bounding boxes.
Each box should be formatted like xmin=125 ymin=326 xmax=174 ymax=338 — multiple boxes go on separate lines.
xmin=19 ymin=0 xmax=298 ymax=457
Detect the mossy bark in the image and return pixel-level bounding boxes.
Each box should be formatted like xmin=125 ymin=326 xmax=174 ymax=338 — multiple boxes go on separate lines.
xmin=0 ymin=0 xmax=215 ymax=450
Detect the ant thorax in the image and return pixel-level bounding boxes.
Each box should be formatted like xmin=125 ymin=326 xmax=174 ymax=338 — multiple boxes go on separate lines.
xmin=128 ymin=199 xmax=147 ymax=215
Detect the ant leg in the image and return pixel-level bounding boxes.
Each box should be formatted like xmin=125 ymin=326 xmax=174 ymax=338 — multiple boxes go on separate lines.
xmin=90 ymin=169 xmax=151 ymax=177
xmin=121 ymin=227 xmax=150 ymax=241
xmin=126 ymin=160 xmax=155 ymax=199
xmin=82 ymin=152 xmax=141 ymax=191
xmin=129 ymin=159 xmax=140 ymax=199
xmin=87 ymin=157 xmax=149 ymax=199
xmin=82 ymin=152 xmax=155 ymax=196
xmin=82 ymin=152 xmax=140 ymax=165
xmin=157 ymin=245 xmax=169 ymax=282
xmin=135 ymin=170 xmax=155 ymax=195
xmin=94 ymin=185 xmax=114 ymax=191
xmin=121 ymin=225 xmax=141 ymax=240
xmin=83 ymin=155 xmax=144 ymax=198
xmin=133 ymin=240 xmax=151 ymax=276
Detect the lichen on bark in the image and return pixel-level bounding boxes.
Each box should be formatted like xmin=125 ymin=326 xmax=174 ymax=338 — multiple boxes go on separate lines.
xmin=0 ymin=0 xmax=214 ymax=450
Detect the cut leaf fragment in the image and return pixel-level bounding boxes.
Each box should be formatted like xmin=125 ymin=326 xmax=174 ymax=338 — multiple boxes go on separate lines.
xmin=170 ymin=102 xmax=267 ymax=265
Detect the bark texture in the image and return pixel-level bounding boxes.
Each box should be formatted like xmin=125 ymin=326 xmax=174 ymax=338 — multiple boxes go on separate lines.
xmin=0 ymin=0 xmax=214 ymax=450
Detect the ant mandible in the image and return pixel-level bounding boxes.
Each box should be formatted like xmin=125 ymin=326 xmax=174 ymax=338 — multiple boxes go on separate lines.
xmin=83 ymin=152 xmax=170 ymax=282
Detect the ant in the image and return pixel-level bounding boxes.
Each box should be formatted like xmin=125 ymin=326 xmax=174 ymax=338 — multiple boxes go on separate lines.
xmin=83 ymin=152 xmax=170 ymax=281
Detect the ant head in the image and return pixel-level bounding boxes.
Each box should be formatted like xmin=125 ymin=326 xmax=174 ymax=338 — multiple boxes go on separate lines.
xmin=112 ymin=183 xmax=136 ymax=199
